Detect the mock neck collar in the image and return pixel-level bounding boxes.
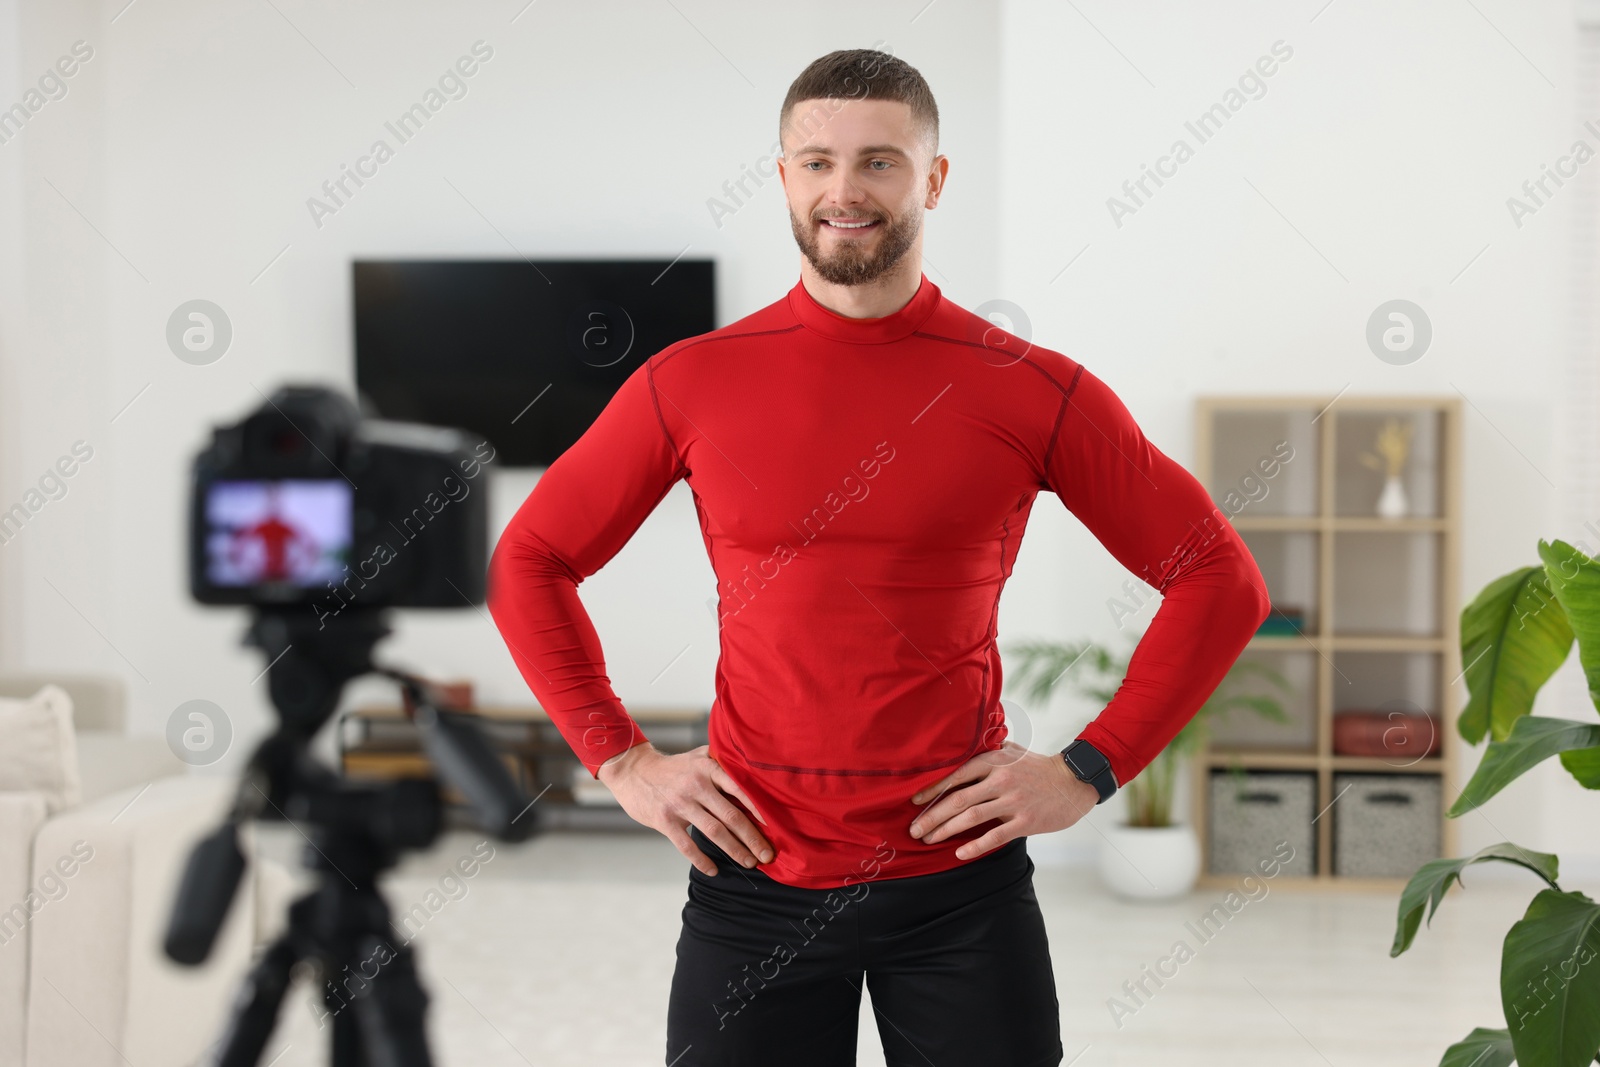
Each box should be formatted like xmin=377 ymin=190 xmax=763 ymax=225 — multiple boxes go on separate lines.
xmin=788 ymin=272 xmax=941 ymax=344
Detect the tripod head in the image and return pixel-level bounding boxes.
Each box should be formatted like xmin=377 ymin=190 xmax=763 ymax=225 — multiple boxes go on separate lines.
xmin=163 ymin=607 xmax=536 ymax=1066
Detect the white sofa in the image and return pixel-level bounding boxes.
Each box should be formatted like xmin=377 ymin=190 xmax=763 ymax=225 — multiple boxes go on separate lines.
xmin=0 ymin=673 xmax=293 ymax=1067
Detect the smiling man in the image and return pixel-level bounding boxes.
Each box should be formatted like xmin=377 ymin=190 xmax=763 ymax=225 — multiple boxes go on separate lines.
xmin=488 ymin=48 xmax=1270 ymax=1067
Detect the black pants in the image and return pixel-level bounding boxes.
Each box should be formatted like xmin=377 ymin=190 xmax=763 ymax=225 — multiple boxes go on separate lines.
xmin=665 ymin=825 xmax=1063 ymax=1066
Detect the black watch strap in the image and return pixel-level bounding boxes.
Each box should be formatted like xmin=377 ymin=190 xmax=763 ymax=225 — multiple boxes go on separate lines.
xmin=1061 ymin=738 xmax=1118 ymax=804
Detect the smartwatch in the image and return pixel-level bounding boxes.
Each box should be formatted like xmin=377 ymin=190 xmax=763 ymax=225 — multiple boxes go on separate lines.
xmin=1060 ymin=738 xmax=1118 ymax=805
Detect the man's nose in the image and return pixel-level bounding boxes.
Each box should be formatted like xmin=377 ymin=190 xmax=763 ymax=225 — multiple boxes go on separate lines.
xmin=824 ymin=170 xmax=867 ymax=207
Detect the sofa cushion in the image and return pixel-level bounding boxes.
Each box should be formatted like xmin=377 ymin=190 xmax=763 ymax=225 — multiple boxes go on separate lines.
xmin=0 ymin=791 xmax=50 ymax=1067
xmin=0 ymin=673 xmax=124 ymax=733
xmin=74 ymin=734 xmax=185 ymax=805
xmin=0 ymin=685 xmax=81 ymax=815
xmin=26 ymin=776 xmax=255 ymax=1067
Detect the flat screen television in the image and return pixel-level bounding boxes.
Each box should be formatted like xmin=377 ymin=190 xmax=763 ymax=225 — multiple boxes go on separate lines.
xmin=353 ymin=259 xmax=716 ymax=467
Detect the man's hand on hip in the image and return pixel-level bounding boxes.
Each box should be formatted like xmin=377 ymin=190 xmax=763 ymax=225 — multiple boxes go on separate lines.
xmin=907 ymin=741 xmax=1102 ymax=860
xmin=597 ymin=743 xmax=775 ymax=875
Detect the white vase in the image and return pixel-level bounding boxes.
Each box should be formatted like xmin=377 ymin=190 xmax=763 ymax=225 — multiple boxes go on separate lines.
xmin=1098 ymin=822 xmax=1201 ymax=901
xmin=1376 ymin=473 xmax=1408 ymax=519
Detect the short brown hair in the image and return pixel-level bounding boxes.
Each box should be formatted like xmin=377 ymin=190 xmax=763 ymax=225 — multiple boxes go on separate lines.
xmin=779 ymin=49 xmax=939 ymax=163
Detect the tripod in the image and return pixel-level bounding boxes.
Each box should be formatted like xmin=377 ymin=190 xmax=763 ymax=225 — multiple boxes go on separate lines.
xmin=163 ymin=608 xmax=537 ymax=1067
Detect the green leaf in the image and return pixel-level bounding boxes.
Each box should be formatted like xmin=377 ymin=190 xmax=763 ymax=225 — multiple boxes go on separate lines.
xmin=1557 ymin=746 xmax=1600 ymax=789
xmin=1003 ymin=639 xmax=1111 ymax=708
xmin=1438 ymin=1027 xmax=1515 ymax=1067
xmin=1227 ymin=695 xmax=1292 ymax=723
xmin=1539 ymin=539 xmax=1600 ymax=716
xmin=1459 ymin=565 xmax=1574 ymax=745
xmin=1392 ymin=842 xmax=1561 ymax=957
xmin=1449 ymin=717 xmax=1600 ymax=817
xmin=1501 ymin=889 xmax=1600 ymax=1067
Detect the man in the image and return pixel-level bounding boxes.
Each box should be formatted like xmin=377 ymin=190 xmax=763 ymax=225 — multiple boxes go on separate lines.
xmin=225 ymin=483 xmax=318 ymax=583
xmin=487 ymin=48 xmax=1269 ymax=1067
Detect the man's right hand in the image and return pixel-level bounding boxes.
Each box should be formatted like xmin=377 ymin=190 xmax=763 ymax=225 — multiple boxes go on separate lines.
xmin=596 ymin=743 xmax=774 ymax=876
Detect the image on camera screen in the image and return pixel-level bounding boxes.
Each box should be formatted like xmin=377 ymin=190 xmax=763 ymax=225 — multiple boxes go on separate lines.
xmin=204 ymin=479 xmax=351 ymax=587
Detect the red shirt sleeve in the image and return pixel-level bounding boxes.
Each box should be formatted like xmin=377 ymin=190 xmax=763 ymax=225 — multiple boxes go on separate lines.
xmin=486 ymin=358 xmax=686 ymax=778
xmin=1043 ymin=363 xmax=1272 ymax=788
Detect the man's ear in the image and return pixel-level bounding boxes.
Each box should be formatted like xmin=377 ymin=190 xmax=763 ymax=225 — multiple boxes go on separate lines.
xmin=925 ymin=154 xmax=949 ymax=209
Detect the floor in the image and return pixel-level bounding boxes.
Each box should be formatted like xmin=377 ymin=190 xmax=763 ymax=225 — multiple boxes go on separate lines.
xmin=240 ymin=824 xmax=1558 ymax=1067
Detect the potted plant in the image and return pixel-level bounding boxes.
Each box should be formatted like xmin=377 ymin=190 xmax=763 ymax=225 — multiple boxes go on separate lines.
xmin=1389 ymin=538 xmax=1600 ymax=1067
xmin=1004 ymin=634 xmax=1293 ymax=899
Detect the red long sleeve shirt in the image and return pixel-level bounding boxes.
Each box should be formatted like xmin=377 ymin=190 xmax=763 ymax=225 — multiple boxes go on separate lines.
xmin=487 ymin=271 xmax=1270 ymax=889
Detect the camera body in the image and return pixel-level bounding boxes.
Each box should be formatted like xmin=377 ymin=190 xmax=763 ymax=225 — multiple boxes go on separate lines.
xmin=188 ymin=385 xmax=492 ymax=620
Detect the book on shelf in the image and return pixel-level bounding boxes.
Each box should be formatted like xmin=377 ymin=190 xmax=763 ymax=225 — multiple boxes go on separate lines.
xmin=340 ymin=713 xmax=533 ymax=749
xmin=1255 ymin=603 xmax=1306 ymax=636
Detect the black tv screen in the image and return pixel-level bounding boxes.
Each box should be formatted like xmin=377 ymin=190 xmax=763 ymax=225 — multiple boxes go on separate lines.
xmin=353 ymin=259 xmax=716 ymax=467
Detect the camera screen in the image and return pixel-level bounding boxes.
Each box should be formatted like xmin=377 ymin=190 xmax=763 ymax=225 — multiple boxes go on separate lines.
xmin=203 ymin=479 xmax=351 ymax=588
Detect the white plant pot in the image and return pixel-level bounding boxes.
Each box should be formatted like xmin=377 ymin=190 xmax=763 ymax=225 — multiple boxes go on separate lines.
xmin=1098 ymin=822 xmax=1201 ymax=901
xmin=1026 ymin=825 xmax=1094 ymax=869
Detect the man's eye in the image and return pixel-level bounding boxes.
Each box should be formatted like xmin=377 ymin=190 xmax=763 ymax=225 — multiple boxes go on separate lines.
xmin=869 ymin=160 xmax=891 ymax=170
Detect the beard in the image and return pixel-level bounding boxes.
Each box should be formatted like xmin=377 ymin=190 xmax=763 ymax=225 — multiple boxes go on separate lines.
xmin=788 ymin=204 xmax=920 ymax=287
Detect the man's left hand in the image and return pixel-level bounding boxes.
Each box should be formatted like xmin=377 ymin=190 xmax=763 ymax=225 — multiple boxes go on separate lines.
xmin=908 ymin=741 xmax=1102 ymax=860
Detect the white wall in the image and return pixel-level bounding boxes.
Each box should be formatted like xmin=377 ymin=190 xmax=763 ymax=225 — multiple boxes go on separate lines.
xmin=998 ymin=0 xmax=1597 ymax=872
xmin=1 ymin=0 xmax=1593 ymax=872
xmin=0 ymin=0 xmax=1002 ymax=761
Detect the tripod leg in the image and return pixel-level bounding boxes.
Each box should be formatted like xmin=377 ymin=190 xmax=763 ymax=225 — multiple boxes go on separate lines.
xmin=202 ymin=934 xmax=300 ymax=1067
xmin=348 ymin=935 xmax=436 ymax=1067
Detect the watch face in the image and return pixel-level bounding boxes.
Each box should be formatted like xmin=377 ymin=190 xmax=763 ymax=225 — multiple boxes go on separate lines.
xmin=1068 ymin=741 xmax=1108 ymax=777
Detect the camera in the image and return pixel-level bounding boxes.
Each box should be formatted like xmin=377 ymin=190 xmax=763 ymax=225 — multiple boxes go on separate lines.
xmin=165 ymin=385 xmax=531 ymax=1067
xmin=188 ymin=385 xmax=493 ymax=616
